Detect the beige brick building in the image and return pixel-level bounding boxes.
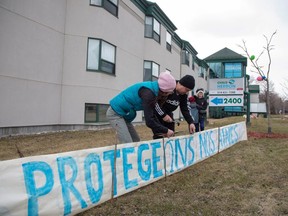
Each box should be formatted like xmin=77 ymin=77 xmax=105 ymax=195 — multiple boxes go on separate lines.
xmin=0 ymin=0 xmax=209 ymax=136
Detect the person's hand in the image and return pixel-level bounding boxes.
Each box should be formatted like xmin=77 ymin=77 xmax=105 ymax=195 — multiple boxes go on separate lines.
xmin=189 ymin=124 xmax=196 ymax=134
xmin=166 ymin=129 xmax=174 ymax=138
xmin=163 ymin=115 xmax=173 ymax=123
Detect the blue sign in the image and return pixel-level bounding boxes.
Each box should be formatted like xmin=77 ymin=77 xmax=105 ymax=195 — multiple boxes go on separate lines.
xmin=211 ymin=97 xmax=223 ymax=105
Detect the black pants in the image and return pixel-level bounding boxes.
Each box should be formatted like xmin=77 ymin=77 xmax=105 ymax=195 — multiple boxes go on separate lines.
xmin=153 ymin=113 xmax=175 ymax=139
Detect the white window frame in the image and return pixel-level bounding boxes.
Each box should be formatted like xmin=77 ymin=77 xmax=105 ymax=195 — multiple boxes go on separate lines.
xmin=87 ymin=38 xmax=116 ymax=75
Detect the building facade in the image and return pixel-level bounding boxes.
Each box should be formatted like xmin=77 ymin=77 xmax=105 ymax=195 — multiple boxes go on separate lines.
xmin=0 ymin=0 xmax=209 ymax=136
xmin=204 ymin=47 xmax=261 ymax=118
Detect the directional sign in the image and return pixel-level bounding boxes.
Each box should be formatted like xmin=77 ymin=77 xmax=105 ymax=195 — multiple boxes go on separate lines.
xmin=209 ymin=78 xmax=244 ymax=95
xmin=209 ymin=95 xmax=244 ymax=107
xmin=209 ymin=89 xmax=243 ymax=95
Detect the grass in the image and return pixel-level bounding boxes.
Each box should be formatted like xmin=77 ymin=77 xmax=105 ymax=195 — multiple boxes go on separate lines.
xmin=1 ymin=116 xmax=288 ymax=215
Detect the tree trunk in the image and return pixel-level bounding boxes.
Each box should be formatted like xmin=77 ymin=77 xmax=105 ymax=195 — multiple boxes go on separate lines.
xmin=267 ymin=81 xmax=272 ymax=133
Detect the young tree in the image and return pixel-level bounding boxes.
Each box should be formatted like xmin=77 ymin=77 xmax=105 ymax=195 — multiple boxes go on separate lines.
xmin=238 ymin=31 xmax=277 ymax=133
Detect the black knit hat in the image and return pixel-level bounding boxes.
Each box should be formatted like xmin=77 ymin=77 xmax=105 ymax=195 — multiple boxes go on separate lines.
xmin=179 ymin=75 xmax=195 ymax=90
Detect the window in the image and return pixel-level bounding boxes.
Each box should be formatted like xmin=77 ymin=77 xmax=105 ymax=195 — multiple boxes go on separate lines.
xmin=90 ymin=0 xmax=118 ymax=16
xmin=181 ymin=50 xmax=190 ymax=66
xmin=192 ymin=57 xmax=195 ymax=70
xmin=198 ymin=67 xmax=205 ymax=78
xmin=87 ymin=38 xmax=116 ymax=74
xmin=166 ymin=32 xmax=172 ymax=51
xmin=85 ymin=103 xmax=109 ymax=123
xmin=145 ymin=17 xmax=160 ymax=43
xmin=143 ymin=61 xmax=160 ymax=81
xmin=224 ymin=63 xmax=242 ymax=78
xmin=208 ymin=62 xmax=222 ymax=78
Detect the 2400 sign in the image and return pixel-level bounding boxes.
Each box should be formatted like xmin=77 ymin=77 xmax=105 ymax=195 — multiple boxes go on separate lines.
xmin=224 ymin=97 xmax=242 ymax=104
xmin=210 ymin=95 xmax=244 ymax=107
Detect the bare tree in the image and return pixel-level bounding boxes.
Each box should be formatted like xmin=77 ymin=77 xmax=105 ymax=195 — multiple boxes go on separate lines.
xmin=238 ymin=30 xmax=277 ymax=133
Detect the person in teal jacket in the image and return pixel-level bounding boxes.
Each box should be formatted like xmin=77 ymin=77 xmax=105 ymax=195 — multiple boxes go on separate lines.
xmin=106 ymin=71 xmax=176 ymax=144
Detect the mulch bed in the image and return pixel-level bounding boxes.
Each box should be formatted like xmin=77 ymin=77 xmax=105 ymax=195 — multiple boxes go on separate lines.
xmin=248 ymin=131 xmax=288 ymax=139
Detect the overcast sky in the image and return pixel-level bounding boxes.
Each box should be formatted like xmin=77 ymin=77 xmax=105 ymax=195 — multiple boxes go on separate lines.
xmin=152 ymin=0 xmax=288 ymax=96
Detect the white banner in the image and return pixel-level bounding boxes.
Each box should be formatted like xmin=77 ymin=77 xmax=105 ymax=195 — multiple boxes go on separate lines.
xmin=164 ymin=128 xmax=219 ymax=176
xmin=0 ymin=122 xmax=247 ymax=216
xmin=114 ymin=140 xmax=165 ymax=197
xmin=0 ymin=146 xmax=115 ymax=216
xmin=219 ymin=121 xmax=247 ymax=152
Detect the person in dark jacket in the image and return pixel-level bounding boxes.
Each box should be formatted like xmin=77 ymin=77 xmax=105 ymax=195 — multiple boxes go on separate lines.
xmin=153 ymin=75 xmax=196 ymax=139
xmin=106 ymin=71 xmax=176 ymax=144
xmin=194 ymin=88 xmax=208 ymax=132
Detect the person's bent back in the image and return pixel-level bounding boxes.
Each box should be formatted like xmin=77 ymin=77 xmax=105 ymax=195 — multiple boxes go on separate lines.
xmin=106 ymin=71 xmax=176 ymax=144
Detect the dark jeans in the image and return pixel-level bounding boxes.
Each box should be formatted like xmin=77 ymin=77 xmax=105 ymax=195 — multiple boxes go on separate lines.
xmin=195 ymin=117 xmax=205 ymax=132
